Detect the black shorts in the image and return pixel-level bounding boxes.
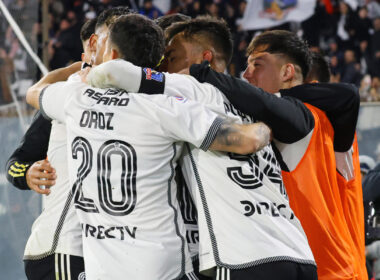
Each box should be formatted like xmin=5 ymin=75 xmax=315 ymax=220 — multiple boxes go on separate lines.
xmin=214 ymin=261 xmax=317 ymax=280
xmin=24 ymin=253 xmax=85 ymax=280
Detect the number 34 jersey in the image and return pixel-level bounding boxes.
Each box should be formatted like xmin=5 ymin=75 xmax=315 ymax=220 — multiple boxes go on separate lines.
xmin=39 ymin=80 xmax=223 ymax=280
xmin=138 ymin=69 xmax=316 ymax=274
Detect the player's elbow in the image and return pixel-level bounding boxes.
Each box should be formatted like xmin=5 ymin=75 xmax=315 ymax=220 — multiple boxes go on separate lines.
xmin=26 ymin=87 xmax=39 ymax=109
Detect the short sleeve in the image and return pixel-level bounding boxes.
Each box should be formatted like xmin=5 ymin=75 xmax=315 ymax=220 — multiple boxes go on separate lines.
xmin=150 ymin=95 xmax=224 ymax=151
xmin=39 ymin=81 xmax=71 ymax=123
xmin=39 ymin=81 xmax=86 ymax=123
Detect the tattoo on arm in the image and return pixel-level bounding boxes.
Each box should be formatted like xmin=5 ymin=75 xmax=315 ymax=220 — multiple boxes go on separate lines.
xmin=211 ymin=120 xmax=271 ymax=154
xmin=214 ymin=121 xmax=243 ymax=147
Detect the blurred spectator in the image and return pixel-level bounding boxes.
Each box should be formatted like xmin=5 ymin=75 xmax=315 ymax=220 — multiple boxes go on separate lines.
xmin=356 ymin=6 xmax=373 ymax=42
xmin=368 ymin=0 xmax=380 ymax=19
xmin=0 ymin=48 xmax=12 ymax=104
xmin=336 ymin=2 xmax=357 ymax=50
xmin=372 ymin=18 xmax=380 ymax=76
xmin=369 ymin=76 xmax=380 ymax=101
xmin=139 ymin=0 xmax=163 ymax=19
xmin=341 ymin=49 xmax=362 ymax=86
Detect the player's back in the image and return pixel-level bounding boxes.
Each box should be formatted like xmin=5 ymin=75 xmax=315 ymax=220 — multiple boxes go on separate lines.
xmin=46 ymin=80 xmax=220 ymax=280
xmin=159 ymin=74 xmax=316 ymax=273
xmin=280 ymin=104 xmax=357 ymax=280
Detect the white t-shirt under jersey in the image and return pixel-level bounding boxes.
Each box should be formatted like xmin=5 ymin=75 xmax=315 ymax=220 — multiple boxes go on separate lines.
xmin=40 ymin=79 xmax=223 ymax=280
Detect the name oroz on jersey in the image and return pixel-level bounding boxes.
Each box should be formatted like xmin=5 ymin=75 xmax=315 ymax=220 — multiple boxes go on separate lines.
xmin=82 ymin=223 xmax=137 ymax=240
xmin=83 ymin=88 xmax=129 ymax=106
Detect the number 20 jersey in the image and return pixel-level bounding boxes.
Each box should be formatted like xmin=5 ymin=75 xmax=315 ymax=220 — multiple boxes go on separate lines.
xmin=40 ymin=80 xmax=223 ymax=280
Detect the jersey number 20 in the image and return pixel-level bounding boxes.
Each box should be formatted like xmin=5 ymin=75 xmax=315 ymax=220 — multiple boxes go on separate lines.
xmin=71 ymin=137 xmax=137 ymax=216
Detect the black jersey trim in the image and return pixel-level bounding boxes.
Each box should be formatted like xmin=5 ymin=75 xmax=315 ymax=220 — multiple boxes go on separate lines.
xmin=39 ymin=86 xmax=53 ymax=121
xmin=200 ymin=117 xmax=224 ymax=151
xmin=168 ymin=144 xmax=187 ymax=280
xmin=24 ymin=191 xmax=75 ymax=260
xmin=186 ymin=143 xmax=221 ymax=264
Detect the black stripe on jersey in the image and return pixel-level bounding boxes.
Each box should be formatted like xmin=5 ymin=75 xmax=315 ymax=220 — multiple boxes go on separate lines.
xmin=168 ymin=144 xmax=186 ymax=280
xmin=185 ymin=143 xmax=221 ymax=264
xmin=185 ymin=143 xmax=316 ymax=270
xmin=200 ymin=117 xmax=224 ymax=151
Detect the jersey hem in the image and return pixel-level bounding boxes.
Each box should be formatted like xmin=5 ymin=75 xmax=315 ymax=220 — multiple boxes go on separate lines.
xmin=200 ymin=256 xmax=316 ymax=272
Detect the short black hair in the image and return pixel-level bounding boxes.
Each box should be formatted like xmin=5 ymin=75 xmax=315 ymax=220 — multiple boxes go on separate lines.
xmin=95 ymin=6 xmax=132 ymax=30
xmin=80 ymin=18 xmax=97 ymax=42
xmin=247 ymin=30 xmax=312 ymax=80
xmin=109 ymin=14 xmax=164 ymax=68
xmin=165 ymin=15 xmax=233 ymax=65
xmin=306 ymin=52 xmax=331 ymax=83
xmin=155 ymin=13 xmax=191 ymax=31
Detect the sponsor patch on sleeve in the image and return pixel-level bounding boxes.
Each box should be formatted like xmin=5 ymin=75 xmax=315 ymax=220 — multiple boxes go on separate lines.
xmin=143 ymin=68 xmax=163 ymax=82
xmin=139 ymin=68 xmax=165 ymax=94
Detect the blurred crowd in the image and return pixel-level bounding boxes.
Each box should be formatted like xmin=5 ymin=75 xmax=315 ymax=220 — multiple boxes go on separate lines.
xmin=0 ymin=0 xmax=380 ymax=104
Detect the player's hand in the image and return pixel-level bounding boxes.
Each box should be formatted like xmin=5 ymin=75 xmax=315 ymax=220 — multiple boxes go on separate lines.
xmin=26 ymin=159 xmax=57 ymax=195
xmin=79 ymin=66 xmax=92 ymax=84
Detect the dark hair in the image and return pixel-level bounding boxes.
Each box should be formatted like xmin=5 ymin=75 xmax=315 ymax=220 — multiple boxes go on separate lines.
xmin=306 ymin=52 xmax=331 ymax=83
xmin=155 ymin=13 xmax=191 ymax=31
xmin=80 ymin=18 xmax=97 ymax=42
xmin=109 ymin=14 xmax=165 ymax=68
xmin=95 ymin=6 xmax=132 ymax=30
xmin=165 ymin=15 xmax=233 ymax=65
xmin=247 ymin=30 xmax=312 ymax=80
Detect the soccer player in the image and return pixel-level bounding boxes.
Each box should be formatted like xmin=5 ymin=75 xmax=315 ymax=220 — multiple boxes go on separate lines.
xmin=5 ymin=7 xmax=131 ymax=280
xmin=84 ymin=16 xmax=317 ymax=280
xmin=291 ymin=51 xmax=367 ymax=280
xmin=187 ymin=31 xmax=361 ymax=280
xmin=25 ymin=14 xmax=272 ymax=280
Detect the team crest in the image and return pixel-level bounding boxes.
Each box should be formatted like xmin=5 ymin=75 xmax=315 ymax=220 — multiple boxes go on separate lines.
xmin=143 ymin=68 xmax=163 ymax=82
xmin=261 ymin=0 xmax=298 ymax=20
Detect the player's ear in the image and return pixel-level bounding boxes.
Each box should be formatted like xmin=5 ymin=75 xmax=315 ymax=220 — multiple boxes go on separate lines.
xmin=281 ymin=63 xmax=295 ymax=82
xmin=203 ymin=50 xmax=213 ymax=64
xmin=89 ymin=34 xmax=97 ymax=52
xmin=111 ymin=48 xmax=119 ymax=60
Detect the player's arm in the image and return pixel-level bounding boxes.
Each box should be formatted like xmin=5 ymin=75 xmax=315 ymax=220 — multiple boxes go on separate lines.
xmin=152 ymin=95 xmax=271 ymax=155
xmin=85 ymin=59 xmax=220 ymax=103
xmin=189 ymin=62 xmax=315 ymax=144
xmin=280 ymin=83 xmax=360 ymax=152
xmin=209 ymin=121 xmax=271 ymax=155
xmin=5 ymin=111 xmax=54 ymax=194
xmin=26 ymin=62 xmax=82 ymax=110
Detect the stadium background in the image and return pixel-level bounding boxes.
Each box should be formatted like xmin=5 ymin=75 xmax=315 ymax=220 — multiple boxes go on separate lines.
xmin=0 ymin=0 xmax=379 ymax=278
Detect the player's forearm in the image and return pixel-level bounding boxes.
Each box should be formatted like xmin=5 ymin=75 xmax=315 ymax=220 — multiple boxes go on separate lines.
xmin=26 ymin=62 xmax=81 ymax=109
xmin=210 ymin=121 xmax=271 ymax=155
xmin=87 ymin=59 xmax=142 ymax=92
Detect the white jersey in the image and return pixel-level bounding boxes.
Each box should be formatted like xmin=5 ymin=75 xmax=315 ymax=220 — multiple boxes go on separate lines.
xmin=87 ymin=60 xmax=316 ymax=274
xmin=24 ymin=74 xmax=83 ymax=260
xmin=40 ymin=79 xmax=222 ymax=280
